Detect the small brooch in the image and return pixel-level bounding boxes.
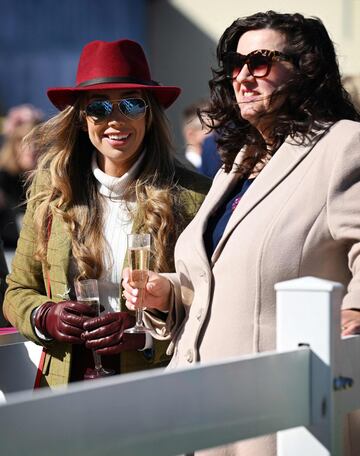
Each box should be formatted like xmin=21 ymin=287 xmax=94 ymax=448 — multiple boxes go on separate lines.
xmin=57 ymin=286 xmax=71 ymax=301
xmin=231 ymin=196 xmax=241 ymax=211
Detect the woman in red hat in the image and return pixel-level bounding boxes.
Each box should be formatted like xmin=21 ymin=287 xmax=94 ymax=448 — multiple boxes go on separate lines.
xmin=3 ymin=39 xmax=211 ymax=387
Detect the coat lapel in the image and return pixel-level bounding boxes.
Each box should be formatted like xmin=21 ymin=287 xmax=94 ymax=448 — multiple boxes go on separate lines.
xmin=211 ymin=138 xmax=318 ymax=264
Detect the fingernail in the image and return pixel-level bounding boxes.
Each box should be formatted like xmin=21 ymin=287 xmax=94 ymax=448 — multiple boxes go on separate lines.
xmin=132 ymin=297 xmax=137 ymax=303
xmin=132 ymin=289 xmax=138 ymax=297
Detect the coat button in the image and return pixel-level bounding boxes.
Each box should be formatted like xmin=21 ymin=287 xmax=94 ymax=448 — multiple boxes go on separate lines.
xmin=185 ymin=349 xmax=194 ymax=363
xmin=199 ymin=271 xmax=208 ymax=282
xmin=196 ymin=308 xmax=202 ymax=320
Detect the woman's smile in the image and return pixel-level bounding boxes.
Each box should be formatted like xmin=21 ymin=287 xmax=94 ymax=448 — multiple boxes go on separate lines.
xmin=103 ymin=130 xmax=132 ymax=148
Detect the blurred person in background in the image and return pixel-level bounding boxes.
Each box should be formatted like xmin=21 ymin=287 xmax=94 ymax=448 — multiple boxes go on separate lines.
xmin=182 ymin=99 xmax=210 ymax=171
xmin=199 ymin=132 xmax=222 ymax=179
xmin=0 ymin=104 xmax=44 ymax=247
xmin=343 ymin=74 xmax=360 ymax=112
xmin=3 ymin=39 xmax=210 ymax=388
xmin=123 ymin=11 xmax=360 ymax=456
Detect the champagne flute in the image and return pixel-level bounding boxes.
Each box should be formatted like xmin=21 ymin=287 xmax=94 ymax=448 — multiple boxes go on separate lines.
xmin=74 ymin=278 xmax=115 ymax=379
xmin=124 ymin=233 xmax=152 ymax=334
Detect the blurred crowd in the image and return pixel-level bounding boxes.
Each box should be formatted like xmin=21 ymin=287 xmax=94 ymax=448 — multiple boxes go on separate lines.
xmin=0 ymin=104 xmax=44 ymax=249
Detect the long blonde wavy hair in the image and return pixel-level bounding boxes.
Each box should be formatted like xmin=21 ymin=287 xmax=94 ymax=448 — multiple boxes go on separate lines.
xmin=26 ymin=91 xmax=188 ymax=278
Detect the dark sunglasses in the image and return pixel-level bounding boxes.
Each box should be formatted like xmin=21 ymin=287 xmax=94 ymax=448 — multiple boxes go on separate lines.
xmin=84 ymin=97 xmax=148 ymax=121
xmin=222 ymin=49 xmax=292 ymax=79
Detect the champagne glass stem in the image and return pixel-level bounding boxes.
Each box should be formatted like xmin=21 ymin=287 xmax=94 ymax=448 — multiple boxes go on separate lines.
xmin=135 ymin=308 xmax=144 ymax=328
xmin=135 ymin=290 xmax=144 ymax=328
xmin=93 ymin=351 xmax=103 ymax=371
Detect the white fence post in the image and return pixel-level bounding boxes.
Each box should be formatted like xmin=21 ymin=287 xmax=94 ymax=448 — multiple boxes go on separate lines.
xmin=276 ymin=276 xmax=343 ymax=456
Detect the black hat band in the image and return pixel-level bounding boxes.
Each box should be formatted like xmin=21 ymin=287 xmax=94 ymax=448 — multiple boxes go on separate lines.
xmin=77 ymin=76 xmax=160 ymax=87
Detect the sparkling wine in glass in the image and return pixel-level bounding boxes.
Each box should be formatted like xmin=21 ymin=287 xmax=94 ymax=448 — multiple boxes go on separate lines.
xmin=124 ymin=233 xmax=152 ymax=334
xmin=74 ymin=278 xmax=115 ymax=379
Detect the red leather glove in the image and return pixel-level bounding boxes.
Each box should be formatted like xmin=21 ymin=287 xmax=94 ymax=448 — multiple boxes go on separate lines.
xmin=34 ymin=301 xmax=98 ymax=344
xmin=82 ymin=312 xmax=145 ymax=355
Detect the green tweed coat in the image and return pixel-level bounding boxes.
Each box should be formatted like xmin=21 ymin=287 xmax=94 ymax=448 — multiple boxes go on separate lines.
xmin=4 ymin=164 xmax=211 ymax=388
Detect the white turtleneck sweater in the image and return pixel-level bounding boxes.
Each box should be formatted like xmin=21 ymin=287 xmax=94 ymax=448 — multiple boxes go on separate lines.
xmin=92 ymin=152 xmax=142 ymax=314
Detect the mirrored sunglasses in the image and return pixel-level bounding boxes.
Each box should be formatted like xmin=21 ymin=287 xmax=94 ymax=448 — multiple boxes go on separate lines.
xmin=84 ymin=98 xmax=148 ymax=121
xmin=222 ymin=49 xmax=292 ymax=79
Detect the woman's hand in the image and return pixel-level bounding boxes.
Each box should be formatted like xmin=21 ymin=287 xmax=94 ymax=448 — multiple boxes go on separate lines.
xmin=122 ymin=268 xmax=172 ymax=312
xmin=33 ymin=300 xmax=98 ymax=344
xmin=82 ymin=312 xmax=145 ymax=355
xmin=341 ymin=309 xmax=360 ymax=336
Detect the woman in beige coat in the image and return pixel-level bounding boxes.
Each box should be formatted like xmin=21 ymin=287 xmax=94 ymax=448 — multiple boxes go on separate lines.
xmin=122 ymin=11 xmax=360 ymax=456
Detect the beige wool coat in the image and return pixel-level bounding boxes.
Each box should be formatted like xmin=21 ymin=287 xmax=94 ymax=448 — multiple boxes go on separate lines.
xmin=154 ymin=120 xmax=360 ymax=455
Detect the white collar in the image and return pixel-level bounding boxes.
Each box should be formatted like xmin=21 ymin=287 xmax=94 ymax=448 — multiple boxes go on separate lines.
xmin=92 ymin=150 xmax=145 ymax=199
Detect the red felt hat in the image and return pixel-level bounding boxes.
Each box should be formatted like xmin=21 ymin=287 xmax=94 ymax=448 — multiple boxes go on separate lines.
xmin=47 ymin=39 xmax=181 ymax=110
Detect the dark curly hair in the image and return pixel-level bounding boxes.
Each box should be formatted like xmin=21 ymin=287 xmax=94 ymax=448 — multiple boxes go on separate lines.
xmin=202 ymin=11 xmax=360 ymax=174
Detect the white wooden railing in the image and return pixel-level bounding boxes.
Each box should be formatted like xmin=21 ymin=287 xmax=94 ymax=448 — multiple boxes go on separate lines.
xmin=0 ymin=277 xmax=359 ymax=456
